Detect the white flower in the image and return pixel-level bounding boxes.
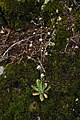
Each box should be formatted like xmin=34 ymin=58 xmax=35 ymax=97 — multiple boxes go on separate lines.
xmin=0 ymin=30 xmax=4 ymax=34
xmin=53 ymin=26 xmax=55 ymax=28
xmin=39 ymin=17 xmax=42 ymax=21
xmin=47 ymin=32 xmax=50 ymax=35
xmin=66 ymin=38 xmax=69 ymax=41
xmin=49 ymin=42 xmax=55 ymax=46
xmin=45 ymin=52 xmax=48 ymax=56
xmin=73 ymin=109 xmax=75 ymax=111
xmin=33 ymin=32 xmax=36 ymax=35
xmin=41 ymin=73 xmax=45 ymax=78
xmin=75 ymin=98 xmax=79 ymax=102
xmin=41 ymin=47 xmax=44 ymax=52
xmin=68 ymin=7 xmax=72 ymax=11
xmin=39 ymin=38 xmax=43 ymax=42
xmin=40 ymin=26 xmax=43 ymax=29
xmin=29 ymin=43 xmax=33 ymax=47
xmin=0 ymin=66 xmax=4 ymax=76
xmin=75 ymin=46 xmax=78 ymax=49
xmin=27 ymin=56 xmax=31 ymax=59
xmin=44 ymin=0 xmax=50 ymax=4
xmin=41 ymin=49 xmax=43 ymax=52
xmin=56 ymin=9 xmax=59 ymax=13
xmin=35 ymin=28 xmax=37 ymax=31
xmin=36 ymin=65 xmax=41 ymax=70
xmin=57 ymin=16 xmax=62 ymax=21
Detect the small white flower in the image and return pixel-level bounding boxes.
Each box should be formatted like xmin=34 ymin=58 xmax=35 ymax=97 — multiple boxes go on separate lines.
xmin=75 ymin=98 xmax=79 ymax=102
xmin=39 ymin=17 xmax=42 ymax=21
xmin=39 ymin=38 xmax=43 ymax=42
xmin=0 ymin=66 xmax=4 ymax=76
xmin=66 ymin=38 xmax=69 ymax=41
xmin=36 ymin=65 xmax=41 ymax=70
xmin=41 ymin=47 xmax=44 ymax=52
xmin=27 ymin=56 xmax=31 ymax=59
xmin=57 ymin=16 xmax=62 ymax=21
xmin=35 ymin=28 xmax=37 ymax=31
xmin=41 ymin=73 xmax=45 ymax=78
xmin=33 ymin=32 xmax=36 ymax=35
xmin=53 ymin=26 xmax=55 ymax=28
xmin=40 ymin=26 xmax=43 ymax=29
xmin=47 ymin=32 xmax=50 ymax=35
xmin=45 ymin=52 xmax=48 ymax=55
xmin=56 ymin=9 xmax=59 ymax=13
xmin=68 ymin=7 xmax=72 ymax=11
xmin=0 ymin=30 xmax=4 ymax=34
xmin=75 ymin=46 xmax=78 ymax=49
xmin=29 ymin=43 xmax=33 ymax=47
xmin=41 ymin=49 xmax=43 ymax=52
xmin=49 ymin=42 xmax=55 ymax=46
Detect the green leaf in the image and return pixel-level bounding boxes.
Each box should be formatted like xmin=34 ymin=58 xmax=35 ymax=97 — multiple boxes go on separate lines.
xmin=39 ymin=93 xmax=44 ymax=102
xmin=43 ymin=83 xmax=48 ymax=90
xmin=36 ymin=79 xmax=41 ymax=87
xmin=44 ymin=93 xmax=48 ymax=98
xmin=32 ymin=92 xmax=39 ymax=96
xmin=31 ymin=85 xmax=38 ymax=91
xmin=36 ymin=79 xmax=43 ymax=92
xmin=45 ymin=85 xmax=51 ymax=92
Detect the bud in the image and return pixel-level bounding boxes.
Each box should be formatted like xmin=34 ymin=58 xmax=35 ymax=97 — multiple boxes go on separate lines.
xmin=36 ymin=65 xmax=41 ymax=70
xmin=41 ymin=73 xmax=45 ymax=78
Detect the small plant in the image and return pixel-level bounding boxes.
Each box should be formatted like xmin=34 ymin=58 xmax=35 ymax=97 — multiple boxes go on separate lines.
xmin=31 ymin=79 xmax=51 ymax=102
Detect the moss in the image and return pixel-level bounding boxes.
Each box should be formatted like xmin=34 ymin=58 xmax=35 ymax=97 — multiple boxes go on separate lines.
xmin=0 ymin=52 xmax=80 ymax=119
xmin=0 ymin=0 xmax=42 ymax=30
xmin=0 ymin=61 xmax=40 ymax=120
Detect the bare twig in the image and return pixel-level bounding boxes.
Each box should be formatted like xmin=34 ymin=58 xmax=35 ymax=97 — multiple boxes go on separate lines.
xmin=2 ymin=33 xmax=45 ymax=59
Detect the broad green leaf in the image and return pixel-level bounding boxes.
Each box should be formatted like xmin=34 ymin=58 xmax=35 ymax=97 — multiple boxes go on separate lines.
xmin=31 ymin=85 xmax=38 ymax=91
